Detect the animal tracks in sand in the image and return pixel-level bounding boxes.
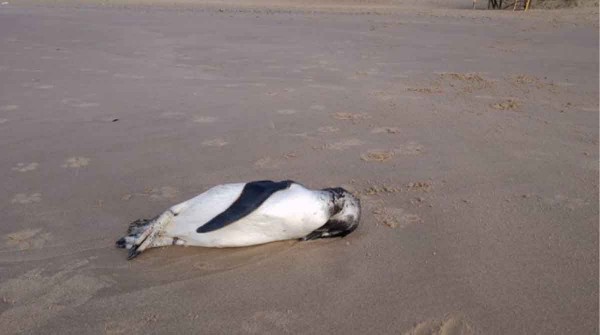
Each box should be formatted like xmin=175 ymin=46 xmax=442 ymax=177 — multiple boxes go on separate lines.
xmin=361 ymin=142 xmax=425 ymax=162
xmin=11 ymin=193 xmax=42 ymax=204
xmin=402 ymin=314 xmax=474 ymax=335
xmin=356 ymin=180 xmax=433 ymax=197
xmin=490 ymin=99 xmax=520 ymax=111
xmin=12 ymin=162 xmax=39 ymax=172
xmin=4 ymin=228 xmax=52 ymax=250
xmin=361 ymin=150 xmax=395 ymax=162
xmin=406 ymin=181 xmax=433 ymax=192
xmin=372 ymin=207 xmax=422 ymax=229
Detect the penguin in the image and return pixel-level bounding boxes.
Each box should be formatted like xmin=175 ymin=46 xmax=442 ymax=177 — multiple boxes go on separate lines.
xmin=116 ymin=180 xmax=361 ymax=259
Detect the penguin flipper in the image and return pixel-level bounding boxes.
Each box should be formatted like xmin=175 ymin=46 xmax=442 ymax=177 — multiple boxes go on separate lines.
xmin=197 ymin=180 xmax=294 ymax=233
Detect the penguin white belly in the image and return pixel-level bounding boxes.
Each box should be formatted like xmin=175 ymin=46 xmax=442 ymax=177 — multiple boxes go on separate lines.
xmin=164 ymin=183 xmax=331 ymax=247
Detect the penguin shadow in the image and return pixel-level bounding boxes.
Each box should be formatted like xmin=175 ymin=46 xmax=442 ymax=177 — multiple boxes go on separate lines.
xmin=129 ymin=240 xmax=301 ymax=281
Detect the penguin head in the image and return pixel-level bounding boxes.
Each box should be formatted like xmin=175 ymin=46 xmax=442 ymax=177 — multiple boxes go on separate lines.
xmin=322 ymin=187 xmax=361 ymax=227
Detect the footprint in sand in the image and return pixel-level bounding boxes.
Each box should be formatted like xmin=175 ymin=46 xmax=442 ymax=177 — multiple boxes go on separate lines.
xmin=202 ymin=138 xmax=228 ymax=147
xmin=372 ymin=207 xmax=422 ymax=229
xmin=326 ymin=138 xmax=365 ymax=150
xmin=148 ymin=186 xmax=179 ymax=201
xmin=241 ymin=310 xmax=297 ymax=334
xmin=62 ymin=157 xmax=90 ymax=168
xmin=490 ymin=100 xmax=519 ymax=111
xmin=193 ymin=116 xmax=218 ymax=123
xmin=11 ymin=193 xmax=42 ymax=204
xmin=0 ymin=104 xmax=18 ymax=112
xmin=402 ymin=314 xmax=474 ymax=335
xmin=361 ymin=150 xmax=395 ymax=162
xmin=276 ymin=109 xmax=297 ymax=115
xmin=12 ymin=162 xmax=39 ymax=172
xmin=406 ymin=181 xmax=433 ymax=192
xmin=4 ymin=228 xmax=52 ymax=250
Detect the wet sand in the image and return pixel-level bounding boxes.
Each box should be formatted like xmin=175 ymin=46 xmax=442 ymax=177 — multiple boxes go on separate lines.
xmin=0 ymin=1 xmax=598 ymax=334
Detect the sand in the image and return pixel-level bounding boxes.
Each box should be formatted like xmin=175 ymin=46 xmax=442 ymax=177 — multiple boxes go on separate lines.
xmin=0 ymin=0 xmax=598 ymax=334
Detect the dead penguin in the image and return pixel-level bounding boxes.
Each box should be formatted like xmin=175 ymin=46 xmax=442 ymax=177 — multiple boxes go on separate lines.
xmin=116 ymin=180 xmax=361 ymax=259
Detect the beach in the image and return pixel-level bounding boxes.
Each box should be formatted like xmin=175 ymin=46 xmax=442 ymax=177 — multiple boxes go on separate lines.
xmin=0 ymin=1 xmax=598 ymax=333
